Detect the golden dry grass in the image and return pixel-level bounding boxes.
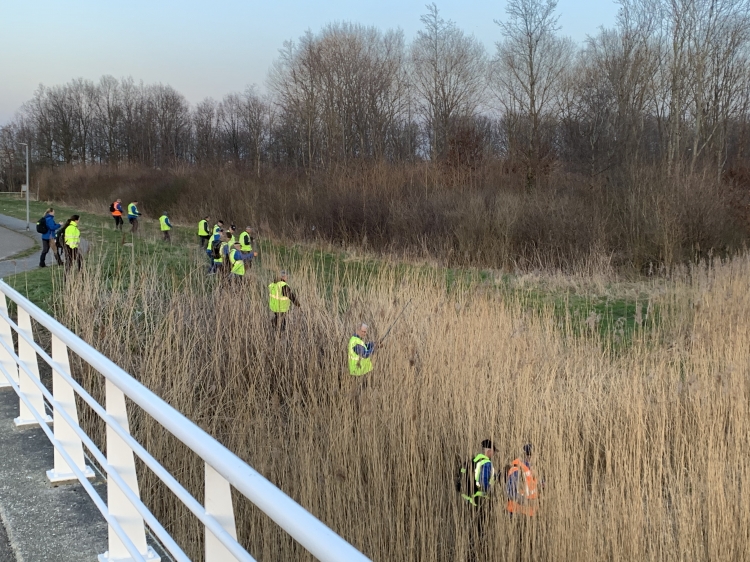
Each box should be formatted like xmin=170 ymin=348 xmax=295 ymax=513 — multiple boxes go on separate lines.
xmin=56 ymin=250 xmax=750 ymax=562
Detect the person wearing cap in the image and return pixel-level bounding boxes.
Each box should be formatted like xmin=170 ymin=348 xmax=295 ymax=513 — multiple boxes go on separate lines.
xmin=159 ymin=211 xmax=172 ymax=242
xmin=197 ymin=215 xmax=210 ymax=246
xmin=506 ymin=443 xmax=540 ymax=517
xmin=269 ymin=270 xmax=300 ymax=330
xmin=208 ymin=230 xmax=227 ymax=274
xmin=347 ymin=323 xmax=380 ymax=376
xmin=465 ymin=439 xmax=497 ymax=562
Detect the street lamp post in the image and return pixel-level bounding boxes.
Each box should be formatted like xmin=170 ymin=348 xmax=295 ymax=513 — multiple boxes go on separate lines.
xmin=18 ymin=142 xmax=29 ymax=230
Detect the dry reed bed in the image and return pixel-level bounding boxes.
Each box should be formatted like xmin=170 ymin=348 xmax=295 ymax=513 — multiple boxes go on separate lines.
xmin=54 ymin=251 xmax=750 ymax=561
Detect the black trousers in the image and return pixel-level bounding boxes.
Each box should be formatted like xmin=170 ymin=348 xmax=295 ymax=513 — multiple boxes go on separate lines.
xmin=163 ymin=230 xmax=171 ymax=242
xmin=273 ymin=312 xmax=287 ymax=332
xmin=199 ymin=234 xmax=210 ymax=247
xmin=113 ymin=215 xmax=123 ymax=229
xmin=64 ymin=246 xmax=82 ymax=271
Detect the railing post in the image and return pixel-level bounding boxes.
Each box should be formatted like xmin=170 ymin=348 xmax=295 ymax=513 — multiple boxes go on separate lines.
xmin=47 ymin=333 xmax=96 ymax=484
xmin=99 ymin=379 xmax=160 ymax=562
xmin=14 ymin=306 xmax=52 ymax=427
xmin=0 ymin=293 xmax=16 ymax=390
xmin=205 ymin=462 xmax=240 ymax=562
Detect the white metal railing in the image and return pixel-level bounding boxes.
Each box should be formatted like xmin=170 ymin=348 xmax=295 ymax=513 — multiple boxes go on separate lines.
xmin=0 ymin=279 xmax=370 ymax=562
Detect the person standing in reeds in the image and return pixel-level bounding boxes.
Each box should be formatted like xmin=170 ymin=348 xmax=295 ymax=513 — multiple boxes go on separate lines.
xmin=110 ymin=199 xmax=123 ymax=230
xmin=456 ymin=439 xmax=498 ymax=562
xmin=39 ymin=208 xmax=63 ymax=267
xmin=159 ymin=211 xmax=172 ymax=242
xmin=208 ymin=230 xmax=227 ymax=275
xmin=63 ymin=215 xmax=82 ymax=272
xmin=239 ymin=226 xmax=257 ymax=269
xmin=269 ymin=270 xmax=299 ymax=331
xmin=228 ymin=241 xmax=255 ymax=282
xmin=127 ymin=200 xmax=141 ymax=233
xmin=197 ymin=215 xmax=210 ymax=246
xmin=348 ymin=323 xmax=380 ymax=376
xmin=506 ymin=443 xmax=540 ymax=517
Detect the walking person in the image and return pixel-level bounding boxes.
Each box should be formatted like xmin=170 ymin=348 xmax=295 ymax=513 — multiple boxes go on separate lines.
xmin=38 ymin=208 xmax=63 ymax=267
xmin=228 ymin=242 xmax=255 ymax=282
xmin=208 ymin=230 xmax=227 ymax=275
xmin=506 ymin=443 xmax=540 ymax=517
xmin=268 ymin=270 xmax=300 ymax=331
xmin=63 ymin=215 xmax=82 ymax=272
xmin=239 ymin=226 xmax=257 ymax=269
xmin=462 ymin=440 xmax=498 ymax=562
xmin=110 ymin=199 xmax=124 ymax=230
xmin=347 ymin=323 xmax=380 ymax=376
xmin=198 ymin=215 xmax=210 ymax=247
xmin=127 ymin=200 xmax=141 ymax=233
xmin=159 ymin=211 xmax=172 ymax=242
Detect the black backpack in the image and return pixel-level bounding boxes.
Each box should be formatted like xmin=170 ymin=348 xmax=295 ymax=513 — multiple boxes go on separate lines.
xmin=109 ymin=202 xmax=115 ymax=213
xmin=211 ymin=240 xmax=222 ymax=260
xmin=36 ymin=217 xmax=49 ymax=234
xmin=455 ymin=456 xmax=478 ymax=499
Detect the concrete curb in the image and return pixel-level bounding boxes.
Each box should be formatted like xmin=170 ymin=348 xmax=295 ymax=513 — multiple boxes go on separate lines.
xmin=0 ymin=215 xmax=41 ymax=278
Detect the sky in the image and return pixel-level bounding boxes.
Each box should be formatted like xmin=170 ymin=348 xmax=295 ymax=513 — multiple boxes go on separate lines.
xmin=0 ymin=0 xmax=620 ymax=124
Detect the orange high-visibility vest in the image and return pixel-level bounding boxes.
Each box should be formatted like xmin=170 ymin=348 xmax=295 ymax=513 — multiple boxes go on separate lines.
xmin=506 ymin=459 xmax=538 ymax=516
xmin=111 ymin=202 xmax=122 ymax=216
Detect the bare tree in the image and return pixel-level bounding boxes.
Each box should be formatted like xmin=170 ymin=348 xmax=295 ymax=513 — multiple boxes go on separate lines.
xmin=493 ymin=0 xmax=574 ymax=188
xmin=410 ymin=3 xmax=487 ymax=161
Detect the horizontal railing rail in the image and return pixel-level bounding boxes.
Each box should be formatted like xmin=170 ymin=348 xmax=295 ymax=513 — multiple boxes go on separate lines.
xmin=0 ymin=279 xmax=370 ymax=562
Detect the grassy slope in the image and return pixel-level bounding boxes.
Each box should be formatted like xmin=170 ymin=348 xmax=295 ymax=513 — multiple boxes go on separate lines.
xmin=0 ymin=194 xmax=659 ymax=344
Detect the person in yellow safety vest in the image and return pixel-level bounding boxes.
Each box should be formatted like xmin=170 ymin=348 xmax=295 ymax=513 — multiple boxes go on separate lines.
xmin=63 ymin=214 xmax=82 ymax=272
xmin=228 ymin=242 xmax=256 ymax=281
xmin=506 ymin=443 xmax=540 ymax=517
xmin=212 ymin=220 xmax=224 ymax=237
xmin=239 ymin=226 xmax=257 ymax=268
xmin=462 ymin=439 xmax=497 ymax=562
xmin=208 ymin=230 xmax=227 ymax=275
xmin=159 ymin=211 xmax=172 ymax=242
xmin=127 ymin=201 xmax=141 ymax=233
xmin=347 ymin=323 xmax=381 ymax=376
xmin=268 ymin=270 xmax=299 ymax=331
xmin=197 ymin=215 xmax=210 ymax=247
xmin=226 ymin=225 xmax=237 ymax=246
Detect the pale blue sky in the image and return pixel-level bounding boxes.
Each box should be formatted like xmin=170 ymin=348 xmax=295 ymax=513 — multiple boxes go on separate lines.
xmin=0 ymin=0 xmax=619 ymax=124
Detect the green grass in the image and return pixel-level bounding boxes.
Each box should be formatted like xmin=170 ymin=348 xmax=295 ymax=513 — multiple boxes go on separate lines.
xmin=0 ymin=194 xmax=662 ymax=346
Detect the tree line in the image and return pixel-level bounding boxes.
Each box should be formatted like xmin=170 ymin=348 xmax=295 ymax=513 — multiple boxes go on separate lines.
xmin=3 ymin=0 xmax=750 ymax=186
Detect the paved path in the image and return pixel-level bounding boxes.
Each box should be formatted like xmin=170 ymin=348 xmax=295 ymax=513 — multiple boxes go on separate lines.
xmin=0 ymin=391 xmax=108 ymax=561
xmin=0 ymin=215 xmax=39 ymax=279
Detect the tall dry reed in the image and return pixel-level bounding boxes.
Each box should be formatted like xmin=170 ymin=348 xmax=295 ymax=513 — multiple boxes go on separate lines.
xmin=55 ymin=248 xmax=750 ymax=561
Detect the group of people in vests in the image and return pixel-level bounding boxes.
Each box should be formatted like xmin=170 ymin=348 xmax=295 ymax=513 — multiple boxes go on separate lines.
xmin=198 ymin=218 xmax=258 ymax=280
xmin=458 ymin=440 xmax=541 ymax=558
xmin=111 ymin=199 xmax=173 ymax=240
xmin=37 ymin=208 xmax=82 ymax=271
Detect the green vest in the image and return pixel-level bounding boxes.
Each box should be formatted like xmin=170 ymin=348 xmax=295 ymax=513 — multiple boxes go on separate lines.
xmin=212 ymin=224 xmax=221 ymax=236
xmin=159 ymin=215 xmax=170 ymax=231
xmin=128 ymin=203 xmax=138 ymax=216
xmin=347 ymin=335 xmax=373 ymax=376
xmin=239 ymin=231 xmax=253 ymax=252
xmin=198 ymin=220 xmax=209 ymax=236
xmin=64 ymin=222 xmax=80 ymax=249
xmin=269 ymin=281 xmax=290 ymax=313
xmin=229 ymin=249 xmax=245 ymax=276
